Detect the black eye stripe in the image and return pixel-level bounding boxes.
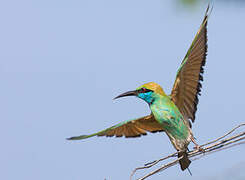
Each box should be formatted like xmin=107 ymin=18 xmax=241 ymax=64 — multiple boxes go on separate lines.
xmin=139 ymin=88 xmax=152 ymax=93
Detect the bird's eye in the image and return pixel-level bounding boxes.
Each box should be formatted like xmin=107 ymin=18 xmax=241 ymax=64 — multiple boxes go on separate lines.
xmin=141 ymin=88 xmax=146 ymax=93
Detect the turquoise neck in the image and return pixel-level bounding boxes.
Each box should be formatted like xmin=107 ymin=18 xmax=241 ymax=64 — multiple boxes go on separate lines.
xmin=138 ymin=91 xmax=157 ymax=105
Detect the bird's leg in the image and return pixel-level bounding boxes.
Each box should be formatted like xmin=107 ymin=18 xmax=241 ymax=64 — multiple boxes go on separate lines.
xmin=191 ymin=137 xmax=204 ymax=152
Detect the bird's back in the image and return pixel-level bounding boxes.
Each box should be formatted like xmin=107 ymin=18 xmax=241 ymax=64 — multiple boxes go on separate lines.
xmin=150 ymin=93 xmax=192 ymax=150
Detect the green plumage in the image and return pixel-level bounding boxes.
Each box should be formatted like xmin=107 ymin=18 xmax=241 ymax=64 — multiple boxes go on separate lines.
xmin=150 ymin=93 xmax=190 ymax=141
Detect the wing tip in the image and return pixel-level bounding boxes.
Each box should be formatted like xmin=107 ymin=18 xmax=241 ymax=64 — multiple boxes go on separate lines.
xmin=66 ymin=135 xmax=88 ymax=140
xmin=204 ymin=3 xmax=213 ymax=21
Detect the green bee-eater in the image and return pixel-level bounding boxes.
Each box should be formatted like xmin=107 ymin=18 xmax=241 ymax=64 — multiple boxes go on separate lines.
xmin=68 ymin=6 xmax=211 ymax=171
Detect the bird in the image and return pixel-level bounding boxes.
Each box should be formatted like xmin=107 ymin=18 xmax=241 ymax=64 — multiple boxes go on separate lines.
xmin=67 ymin=5 xmax=211 ymax=171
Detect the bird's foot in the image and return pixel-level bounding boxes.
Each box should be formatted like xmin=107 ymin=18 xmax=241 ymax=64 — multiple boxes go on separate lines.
xmin=193 ymin=145 xmax=205 ymax=153
xmin=191 ymin=137 xmax=205 ymax=152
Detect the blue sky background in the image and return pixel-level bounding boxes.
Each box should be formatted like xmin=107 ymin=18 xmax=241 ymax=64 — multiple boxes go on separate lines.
xmin=1 ymin=0 xmax=245 ymax=180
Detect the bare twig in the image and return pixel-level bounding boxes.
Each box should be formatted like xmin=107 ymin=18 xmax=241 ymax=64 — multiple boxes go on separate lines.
xmin=130 ymin=123 xmax=245 ymax=180
xmin=130 ymin=152 xmax=178 ymax=180
xmin=201 ymin=123 xmax=245 ymax=147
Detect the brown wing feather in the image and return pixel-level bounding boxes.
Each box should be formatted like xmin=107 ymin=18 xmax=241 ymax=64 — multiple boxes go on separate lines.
xmin=97 ymin=114 xmax=163 ymax=138
xmin=171 ymin=6 xmax=210 ymax=123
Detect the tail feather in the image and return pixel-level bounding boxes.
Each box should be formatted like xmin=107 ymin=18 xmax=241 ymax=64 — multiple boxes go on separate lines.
xmin=178 ymin=151 xmax=191 ymax=171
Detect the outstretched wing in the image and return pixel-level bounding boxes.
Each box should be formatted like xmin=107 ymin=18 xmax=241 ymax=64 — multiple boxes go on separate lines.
xmin=67 ymin=114 xmax=164 ymax=140
xmin=171 ymin=5 xmax=211 ymax=123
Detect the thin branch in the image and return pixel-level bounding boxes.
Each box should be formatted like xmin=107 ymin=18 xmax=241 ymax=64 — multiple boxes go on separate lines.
xmin=130 ymin=152 xmax=178 ymax=180
xmin=137 ymin=157 xmax=182 ymax=180
xmin=130 ymin=123 xmax=245 ymax=180
xmin=200 ymin=123 xmax=245 ymax=147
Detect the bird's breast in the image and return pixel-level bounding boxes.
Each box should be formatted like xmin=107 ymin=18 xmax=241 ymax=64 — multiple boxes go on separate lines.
xmin=151 ymin=101 xmax=192 ymax=150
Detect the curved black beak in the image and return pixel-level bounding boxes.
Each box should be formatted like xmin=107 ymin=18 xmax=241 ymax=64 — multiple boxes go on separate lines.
xmin=114 ymin=90 xmax=138 ymax=100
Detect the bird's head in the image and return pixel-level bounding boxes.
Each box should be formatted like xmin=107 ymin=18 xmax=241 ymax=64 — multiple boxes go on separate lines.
xmin=114 ymin=82 xmax=166 ymax=104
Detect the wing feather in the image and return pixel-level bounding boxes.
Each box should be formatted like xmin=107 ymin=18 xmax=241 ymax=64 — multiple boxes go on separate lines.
xmin=67 ymin=114 xmax=163 ymax=140
xmin=171 ymin=5 xmax=211 ymax=123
